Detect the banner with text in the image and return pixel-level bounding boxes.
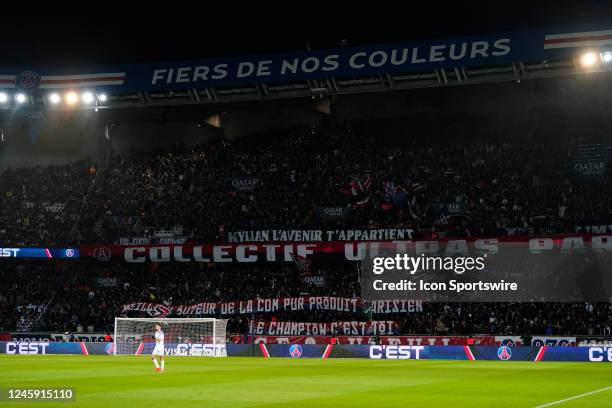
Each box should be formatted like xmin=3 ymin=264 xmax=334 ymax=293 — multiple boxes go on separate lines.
xmin=251 ymin=320 xmax=401 ymax=336
xmin=81 ymin=234 xmax=612 ymax=264
xmin=121 ymin=297 xmax=424 ymax=318
xmin=230 ymin=177 xmax=259 ymax=192
xmin=2 ymin=24 xmax=610 ymax=93
xmin=234 ymin=335 xmax=496 ymax=345
xmin=315 ymin=207 xmax=352 ymax=221
xmin=227 ymin=228 xmax=414 ymax=242
xmin=572 ymin=144 xmax=612 ymax=177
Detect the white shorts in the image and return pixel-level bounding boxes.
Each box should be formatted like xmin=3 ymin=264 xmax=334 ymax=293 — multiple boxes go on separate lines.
xmin=152 ymin=344 xmax=165 ymax=356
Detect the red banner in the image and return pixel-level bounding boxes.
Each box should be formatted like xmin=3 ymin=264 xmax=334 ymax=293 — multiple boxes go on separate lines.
xmin=230 ymin=335 xmax=497 ymax=346
xmin=81 ymin=234 xmax=612 ymax=263
xmin=251 ymin=320 xmax=400 ymax=336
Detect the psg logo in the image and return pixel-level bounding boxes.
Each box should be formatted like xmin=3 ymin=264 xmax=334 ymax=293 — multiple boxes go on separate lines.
xmin=15 ymin=70 xmax=41 ymax=90
xmin=289 ymin=344 xmax=303 ymax=358
xmin=497 ymin=346 xmax=512 ymax=360
xmin=93 ymin=247 xmax=111 ymax=262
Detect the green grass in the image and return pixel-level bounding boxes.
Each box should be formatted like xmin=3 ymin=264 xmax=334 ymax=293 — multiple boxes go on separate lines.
xmin=0 ymin=355 xmax=611 ymax=407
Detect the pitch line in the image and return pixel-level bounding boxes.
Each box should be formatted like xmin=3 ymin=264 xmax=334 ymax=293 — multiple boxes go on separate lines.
xmin=534 ymin=386 xmax=612 ymax=407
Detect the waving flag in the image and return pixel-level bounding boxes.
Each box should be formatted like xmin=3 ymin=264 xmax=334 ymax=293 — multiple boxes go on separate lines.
xmin=338 ymin=175 xmax=372 ymax=207
xmin=350 ymin=176 xmax=372 ymax=196
xmin=291 ymin=254 xmax=312 ymax=274
xmin=382 ymin=181 xmax=395 ymax=200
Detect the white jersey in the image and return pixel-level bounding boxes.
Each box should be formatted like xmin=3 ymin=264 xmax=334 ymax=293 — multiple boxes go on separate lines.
xmin=154 ymin=330 xmax=164 ymax=346
xmin=152 ymin=330 xmax=165 ymax=355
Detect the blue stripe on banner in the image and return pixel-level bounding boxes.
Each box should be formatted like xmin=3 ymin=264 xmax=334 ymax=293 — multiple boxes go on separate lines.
xmin=0 ymin=248 xmax=79 ymax=259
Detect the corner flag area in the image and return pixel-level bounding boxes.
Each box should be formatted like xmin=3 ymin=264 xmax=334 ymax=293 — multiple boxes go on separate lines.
xmin=1 ymin=355 xmax=610 ymax=407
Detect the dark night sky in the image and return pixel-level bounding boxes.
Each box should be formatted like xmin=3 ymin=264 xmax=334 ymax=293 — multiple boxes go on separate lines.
xmin=2 ymin=1 xmax=612 ymax=67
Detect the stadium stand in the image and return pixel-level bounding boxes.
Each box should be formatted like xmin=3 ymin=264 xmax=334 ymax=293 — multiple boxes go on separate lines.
xmin=2 ymin=121 xmax=610 ymax=246
xmin=0 ymin=121 xmax=610 ymax=337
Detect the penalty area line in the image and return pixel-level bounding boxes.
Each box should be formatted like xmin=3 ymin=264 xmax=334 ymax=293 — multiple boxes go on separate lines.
xmin=534 ymin=386 xmax=612 ymax=408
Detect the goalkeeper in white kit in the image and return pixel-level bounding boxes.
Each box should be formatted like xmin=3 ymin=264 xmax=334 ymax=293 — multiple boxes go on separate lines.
xmin=151 ymin=323 xmax=165 ymax=372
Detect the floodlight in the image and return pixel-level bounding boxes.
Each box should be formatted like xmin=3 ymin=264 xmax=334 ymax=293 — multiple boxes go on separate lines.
xmin=581 ymin=52 xmax=598 ymax=67
xmin=65 ymin=92 xmax=79 ymax=105
xmin=49 ymin=93 xmax=61 ymax=104
xmin=82 ymin=92 xmax=94 ymax=104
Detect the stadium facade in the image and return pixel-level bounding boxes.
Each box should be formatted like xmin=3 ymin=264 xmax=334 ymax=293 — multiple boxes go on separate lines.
xmin=0 ymin=21 xmax=610 ymax=357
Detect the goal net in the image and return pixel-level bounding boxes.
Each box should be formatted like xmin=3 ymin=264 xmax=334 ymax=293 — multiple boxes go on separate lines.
xmin=113 ymin=318 xmax=228 ymax=357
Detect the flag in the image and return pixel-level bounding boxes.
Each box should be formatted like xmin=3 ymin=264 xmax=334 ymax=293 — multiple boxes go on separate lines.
xmin=364 ymin=304 xmax=373 ymax=321
xmin=354 ymin=196 xmax=370 ymax=207
xmin=392 ymin=189 xmax=407 ymax=206
xmin=404 ymin=181 xmax=424 ymax=219
xmin=439 ymin=213 xmax=449 ymax=225
xmin=338 ymin=175 xmax=372 ymax=207
xmin=382 ymin=181 xmax=395 ymax=200
xmin=407 ymin=195 xmax=419 ymax=219
xmin=291 ymin=254 xmax=311 ymax=275
xmin=350 ymin=176 xmax=372 ymax=207
xmin=409 ymin=182 xmax=424 ymax=192
xmin=350 ymin=176 xmax=372 ymax=196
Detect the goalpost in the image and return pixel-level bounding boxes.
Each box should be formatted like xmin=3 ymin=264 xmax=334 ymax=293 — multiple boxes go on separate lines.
xmin=113 ymin=317 xmax=228 ymax=357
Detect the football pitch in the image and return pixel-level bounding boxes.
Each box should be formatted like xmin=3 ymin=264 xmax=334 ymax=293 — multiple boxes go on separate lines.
xmin=1 ymin=355 xmax=610 ymax=407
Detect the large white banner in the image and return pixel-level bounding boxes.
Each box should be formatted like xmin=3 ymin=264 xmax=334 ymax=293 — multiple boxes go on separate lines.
xmin=121 ymin=297 xmax=424 ymax=318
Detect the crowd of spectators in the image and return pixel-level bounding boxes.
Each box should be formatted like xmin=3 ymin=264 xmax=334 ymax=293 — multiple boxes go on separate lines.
xmin=0 ymin=121 xmax=611 ymax=336
xmin=81 ymin=122 xmax=610 ymax=241
xmin=0 ymin=261 xmax=609 ymax=337
xmin=1 ymin=121 xmax=610 ymax=245
xmin=0 ymin=160 xmax=98 ymax=246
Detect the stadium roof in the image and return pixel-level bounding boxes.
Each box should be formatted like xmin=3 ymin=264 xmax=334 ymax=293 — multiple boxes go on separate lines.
xmin=1 ymin=3 xmax=612 ymax=109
